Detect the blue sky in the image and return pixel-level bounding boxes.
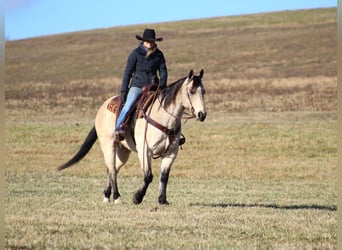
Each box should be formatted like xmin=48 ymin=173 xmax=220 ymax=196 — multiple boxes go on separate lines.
xmin=5 ymin=0 xmax=337 ymax=40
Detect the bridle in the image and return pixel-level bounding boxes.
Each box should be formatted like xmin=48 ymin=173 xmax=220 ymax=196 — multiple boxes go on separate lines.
xmin=185 ymin=83 xmax=197 ymax=120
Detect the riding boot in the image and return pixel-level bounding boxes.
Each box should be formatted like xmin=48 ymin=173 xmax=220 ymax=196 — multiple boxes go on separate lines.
xmin=115 ymin=125 xmax=125 ymax=141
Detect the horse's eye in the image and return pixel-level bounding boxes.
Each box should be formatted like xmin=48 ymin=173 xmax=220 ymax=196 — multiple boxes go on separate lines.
xmin=202 ymin=88 xmax=206 ymax=95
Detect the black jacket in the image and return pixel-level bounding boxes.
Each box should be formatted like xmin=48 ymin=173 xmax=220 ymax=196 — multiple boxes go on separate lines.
xmin=121 ymin=43 xmax=168 ymax=95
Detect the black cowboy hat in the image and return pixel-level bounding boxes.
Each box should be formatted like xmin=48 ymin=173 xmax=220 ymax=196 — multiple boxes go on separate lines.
xmin=135 ymin=28 xmax=163 ymax=42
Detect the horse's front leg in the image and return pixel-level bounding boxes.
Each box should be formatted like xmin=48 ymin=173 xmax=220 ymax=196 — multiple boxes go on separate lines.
xmin=158 ymin=153 xmax=177 ymax=205
xmin=133 ymin=149 xmax=153 ymax=204
xmin=159 ymin=169 xmax=170 ymax=205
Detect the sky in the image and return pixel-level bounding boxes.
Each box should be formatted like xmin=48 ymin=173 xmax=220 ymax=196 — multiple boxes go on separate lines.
xmin=5 ymin=0 xmax=337 ymax=41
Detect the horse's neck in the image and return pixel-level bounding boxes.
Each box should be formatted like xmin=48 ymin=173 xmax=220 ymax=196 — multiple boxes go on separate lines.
xmin=152 ymin=94 xmax=184 ymax=128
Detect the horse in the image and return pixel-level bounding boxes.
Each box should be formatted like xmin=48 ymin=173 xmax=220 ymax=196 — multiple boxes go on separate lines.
xmin=57 ymin=69 xmax=207 ymax=205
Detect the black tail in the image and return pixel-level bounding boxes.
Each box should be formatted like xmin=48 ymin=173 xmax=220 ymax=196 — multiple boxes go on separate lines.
xmin=57 ymin=126 xmax=98 ymax=171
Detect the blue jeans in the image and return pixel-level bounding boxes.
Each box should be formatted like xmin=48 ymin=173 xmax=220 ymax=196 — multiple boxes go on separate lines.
xmin=114 ymin=87 xmax=142 ymax=132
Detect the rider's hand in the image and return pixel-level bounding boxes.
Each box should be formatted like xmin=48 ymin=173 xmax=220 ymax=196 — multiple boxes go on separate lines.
xmin=121 ymin=91 xmax=127 ymax=103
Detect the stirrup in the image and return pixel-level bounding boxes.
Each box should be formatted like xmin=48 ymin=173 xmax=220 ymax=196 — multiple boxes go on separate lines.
xmin=115 ymin=127 xmax=125 ymax=141
xmin=179 ymin=133 xmax=186 ymax=146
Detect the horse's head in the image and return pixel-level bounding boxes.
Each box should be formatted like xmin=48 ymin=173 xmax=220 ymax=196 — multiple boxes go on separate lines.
xmin=183 ymin=69 xmax=207 ymax=121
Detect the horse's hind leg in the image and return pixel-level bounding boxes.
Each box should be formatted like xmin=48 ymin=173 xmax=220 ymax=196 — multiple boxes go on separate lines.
xmin=102 ymin=141 xmax=115 ymax=203
xmin=102 ymin=141 xmax=130 ymax=203
xmin=103 ymin=169 xmax=112 ymax=202
xmin=103 ymin=169 xmax=120 ymax=203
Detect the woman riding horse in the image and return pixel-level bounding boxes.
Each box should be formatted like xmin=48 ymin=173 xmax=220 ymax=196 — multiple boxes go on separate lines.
xmin=115 ymin=28 xmax=168 ymax=141
xmin=57 ymin=70 xmax=206 ymax=205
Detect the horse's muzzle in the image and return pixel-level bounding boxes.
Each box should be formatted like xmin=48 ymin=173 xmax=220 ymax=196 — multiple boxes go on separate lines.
xmin=198 ymin=111 xmax=207 ymax=121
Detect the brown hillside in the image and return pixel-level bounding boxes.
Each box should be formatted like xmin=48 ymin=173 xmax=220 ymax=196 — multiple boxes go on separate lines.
xmin=5 ymin=8 xmax=337 ymax=116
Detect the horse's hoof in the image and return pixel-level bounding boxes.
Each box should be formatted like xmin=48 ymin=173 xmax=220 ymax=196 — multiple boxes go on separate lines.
xmin=132 ymin=197 xmax=139 ymax=204
xmin=159 ymin=200 xmax=170 ymax=205
xmin=133 ymin=193 xmax=143 ymax=204
xmin=158 ymin=196 xmax=170 ymax=205
xmin=114 ymin=197 xmax=122 ymax=204
xmin=103 ymin=197 xmax=110 ymax=203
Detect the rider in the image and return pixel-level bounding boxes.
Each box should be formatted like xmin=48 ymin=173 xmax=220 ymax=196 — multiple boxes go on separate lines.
xmin=114 ymin=28 xmax=168 ymax=141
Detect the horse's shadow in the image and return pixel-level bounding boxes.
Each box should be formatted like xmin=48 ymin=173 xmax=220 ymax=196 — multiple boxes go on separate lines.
xmin=189 ymin=202 xmax=337 ymax=211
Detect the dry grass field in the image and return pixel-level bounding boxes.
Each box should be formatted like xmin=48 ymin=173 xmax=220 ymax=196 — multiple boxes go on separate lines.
xmin=5 ymin=8 xmax=336 ymax=249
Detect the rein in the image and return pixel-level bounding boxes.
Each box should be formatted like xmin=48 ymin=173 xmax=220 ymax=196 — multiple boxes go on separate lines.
xmin=139 ymin=96 xmax=181 ymax=147
xmin=141 ymin=109 xmax=181 ymax=143
xmin=157 ymin=96 xmax=195 ymax=123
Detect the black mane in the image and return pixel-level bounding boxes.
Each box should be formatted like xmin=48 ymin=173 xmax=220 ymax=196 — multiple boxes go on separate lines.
xmin=160 ymin=76 xmax=187 ymax=108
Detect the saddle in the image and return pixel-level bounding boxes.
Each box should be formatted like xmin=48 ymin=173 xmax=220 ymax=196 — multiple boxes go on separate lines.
xmin=106 ymin=84 xmax=159 ymax=130
xmin=107 ymin=84 xmax=186 ymax=147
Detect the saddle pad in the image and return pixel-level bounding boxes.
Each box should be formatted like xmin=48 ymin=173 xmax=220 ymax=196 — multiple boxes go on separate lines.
xmin=107 ymin=96 xmax=121 ymax=114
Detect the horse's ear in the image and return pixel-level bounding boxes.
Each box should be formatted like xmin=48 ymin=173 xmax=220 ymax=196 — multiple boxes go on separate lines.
xmin=188 ymin=70 xmax=194 ymax=79
xmin=199 ymin=69 xmax=204 ymax=79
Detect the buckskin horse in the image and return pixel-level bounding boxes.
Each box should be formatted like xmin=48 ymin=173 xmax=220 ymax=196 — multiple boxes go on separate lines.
xmin=57 ymin=69 xmax=207 ymax=205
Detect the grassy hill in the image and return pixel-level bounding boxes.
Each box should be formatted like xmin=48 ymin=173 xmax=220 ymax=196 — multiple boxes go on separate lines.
xmin=5 ymin=8 xmax=336 ymax=117
xmin=5 ymin=8 xmax=337 ymax=249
